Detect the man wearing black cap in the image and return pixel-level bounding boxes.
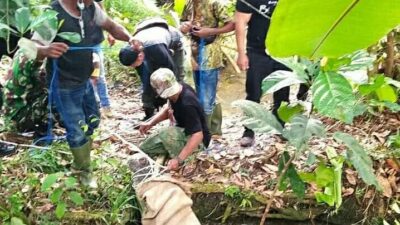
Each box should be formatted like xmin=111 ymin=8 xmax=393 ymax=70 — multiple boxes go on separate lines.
xmin=119 ymin=18 xmax=184 ymax=120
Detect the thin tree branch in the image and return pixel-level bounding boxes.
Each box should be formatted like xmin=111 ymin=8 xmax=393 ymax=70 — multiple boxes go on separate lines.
xmin=259 ymin=152 xmax=296 ymax=225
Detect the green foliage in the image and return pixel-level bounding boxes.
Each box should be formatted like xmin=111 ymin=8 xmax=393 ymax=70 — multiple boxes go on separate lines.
xmin=262 ymin=57 xmax=317 ymax=95
xmin=15 ymin=7 xmax=30 ymax=34
xmin=262 ymin=70 xmax=307 ymax=95
xmin=0 ymin=140 xmax=140 ymax=224
xmin=388 ymin=130 xmax=400 ymax=149
xmin=358 ymin=75 xmax=400 ymax=113
xmin=40 ymin=172 xmax=87 ymax=219
xmin=231 ymin=100 xmax=283 ymax=134
xmin=174 ymin=0 xmax=185 ymax=17
xmin=267 ymin=0 xmax=400 ymax=58
xmin=57 ymin=32 xmax=81 ymax=44
xmin=277 ymin=102 xmax=304 ymax=123
xmin=282 ymin=115 xmax=325 ymax=150
xmin=41 ymin=172 xmax=64 ymax=192
xmin=104 ymin=0 xmax=159 ymax=32
xmin=300 ymin=148 xmax=344 ymax=209
xmin=333 ymin=132 xmax=381 ymax=191
xmin=224 ymin=185 xmax=254 ymax=209
xmin=278 ymin=152 xmax=305 ymax=198
xmin=311 ymin=71 xmax=364 ymax=123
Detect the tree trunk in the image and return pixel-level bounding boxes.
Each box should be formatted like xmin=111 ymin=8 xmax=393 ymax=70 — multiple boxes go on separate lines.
xmin=385 ymin=30 xmax=395 ymax=78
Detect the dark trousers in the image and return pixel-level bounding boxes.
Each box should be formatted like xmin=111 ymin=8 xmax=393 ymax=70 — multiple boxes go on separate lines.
xmin=244 ymin=50 xmax=308 ymax=136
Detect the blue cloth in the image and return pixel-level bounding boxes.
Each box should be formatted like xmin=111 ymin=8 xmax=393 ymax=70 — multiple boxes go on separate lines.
xmin=95 ymin=49 xmax=111 ymax=107
xmin=193 ymin=68 xmax=219 ymax=115
xmin=53 ymin=81 xmax=100 ymax=148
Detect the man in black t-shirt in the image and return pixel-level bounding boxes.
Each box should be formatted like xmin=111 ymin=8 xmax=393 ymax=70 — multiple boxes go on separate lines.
xmin=235 ymin=0 xmax=308 ymax=147
xmin=139 ymin=68 xmax=210 ymax=171
xmin=33 ymin=0 xmax=133 ymax=188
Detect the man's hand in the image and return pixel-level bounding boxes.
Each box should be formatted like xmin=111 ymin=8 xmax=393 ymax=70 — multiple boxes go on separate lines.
xmin=129 ymin=38 xmax=142 ymax=51
xmin=191 ymin=27 xmax=214 ymax=38
xmin=138 ymin=121 xmax=152 ymax=135
xmin=167 ymin=158 xmax=180 ymax=171
xmin=41 ymin=42 xmax=69 ymax=58
xmin=237 ymin=53 xmax=249 ymax=71
xmin=107 ymin=34 xmax=116 ymax=46
xmin=180 ymin=21 xmax=192 ymax=34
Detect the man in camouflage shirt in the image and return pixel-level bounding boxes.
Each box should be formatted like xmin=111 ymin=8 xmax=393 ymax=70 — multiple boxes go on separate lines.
xmin=180 ymin=0 xmax=234 ymax=137
xmin=2 ymin=50 xmax=48 ymax=136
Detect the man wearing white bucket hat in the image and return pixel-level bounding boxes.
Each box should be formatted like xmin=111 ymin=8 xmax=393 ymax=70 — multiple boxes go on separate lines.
xmin=139 ymin=68 xmax=211 ymax=171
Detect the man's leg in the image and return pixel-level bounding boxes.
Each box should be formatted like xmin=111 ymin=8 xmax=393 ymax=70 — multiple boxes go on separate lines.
xmin=140 ymin=127 xmax=187 ymax=158
xmin=271 ymin=58 xmax=291 ymax=123
xmin=139 ymin=64 xmax=156 ymax=121
xmin=193 ymin=69 xmax=221 ymax=136
xmin=82 ymin=81 xmax=101 ymax=136
xmin=55 ymin=83 xmax=97 ymax=188
xmin=172 ymin=48 xmax=185 ymax=82
xmin=240 ymin=51 xmax=273 ymax=147
xmin=96 ymin=50 xmax=113 ymax=118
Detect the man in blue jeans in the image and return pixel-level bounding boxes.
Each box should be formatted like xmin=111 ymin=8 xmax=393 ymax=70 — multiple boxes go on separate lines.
xmin=94 ymin=0 xmax=113 ymax=118
xmin=33 ymin=0 xmax=133 ymax=188
xmin=180 ymin=0 xmax=235 ymax=138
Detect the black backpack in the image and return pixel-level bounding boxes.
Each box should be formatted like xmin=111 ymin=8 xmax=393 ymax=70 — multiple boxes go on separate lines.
xmin=133 ymin=17 xmax=170 ymax=35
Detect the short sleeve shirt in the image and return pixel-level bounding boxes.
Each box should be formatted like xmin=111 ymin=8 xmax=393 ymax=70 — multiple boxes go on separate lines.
xmin=236 ymin=0 xmax=278 ymax=50
xmin=182 ymin=0 xmax=233 ymax=69
xmin=31 ymin=0 xmax=107 ymax=88
xmin=171 ymin=83 xmax=211 ymax=147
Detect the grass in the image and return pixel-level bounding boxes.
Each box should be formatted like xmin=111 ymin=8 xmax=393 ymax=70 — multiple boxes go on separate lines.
xmin=0 ymin=140 xmax=140 ymax=225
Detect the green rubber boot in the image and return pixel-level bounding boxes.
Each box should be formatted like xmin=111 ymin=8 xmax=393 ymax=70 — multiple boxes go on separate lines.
xmin=206 ymin=103 xmax=223 ymax=136
xmin=70 ymin=141 xmax=97 ymax=189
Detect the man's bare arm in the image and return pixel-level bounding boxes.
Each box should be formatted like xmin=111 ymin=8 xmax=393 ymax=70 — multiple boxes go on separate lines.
xmin=101 ymin=18 xmax=132 ymax=43
xmin=235 ymin=11 xmax=251 ymax=70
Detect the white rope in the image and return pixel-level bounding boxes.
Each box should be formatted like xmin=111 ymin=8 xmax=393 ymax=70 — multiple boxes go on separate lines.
xmin=111 ymin=132 xmax=165 ymax=169
xmin=0 ymin=139 xmax=51 ymax=150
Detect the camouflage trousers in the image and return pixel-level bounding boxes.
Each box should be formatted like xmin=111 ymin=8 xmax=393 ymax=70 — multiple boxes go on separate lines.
xmin=140 ymin=127 xmax=187 ymax=158
xmin=2 ymin=50 xmax=49 ymax=134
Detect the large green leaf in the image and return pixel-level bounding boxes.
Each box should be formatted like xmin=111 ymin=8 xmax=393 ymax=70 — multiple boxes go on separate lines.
xmin=0 ymin=23 xmax=17 ymax=34
xmin=315 ymin=163 xmax=334 ymax=188
xmin=283 ymin=115 xmax=325 ymax=150
xmin=55 ymin=201 xmax=66 ymax=219
xmin=57 ymin=32 xmax=81 ymax=44
xmin=15 ymin=7 xmax=31 ymax=34
xmin=262 ymin=57 xmax=319 ymax=95
xmin=267 ymin=0 xmax=400 ymax=58
xmin=50 ymin=188 xmax=63 ymax=204
xmin=10 ymin=217 xmax=26 ymax=225
xmin=311 ymin=71 xmax=361 ymax=123
xmin=333 ymin=132 xmax=381 ymax=190
xmin=375 ymin=84 xmax=398 ymax=103
xmin=232 ymin=100 xmax=283 ymax=134
xmin=29 ymin=9 xmax=58 ymax=31
xmin=41 ymin=172 xmax=63 ymax=192
xmin=262 ymin=70 xmax=307 ymax=95
xmin=286 ymin=163 xmax=305 ymax=198
xmin=174 ymin=0 xmax=186 ymax=17
xmin=32 ymin=10 xmax=59 ymax=42
xmin=277 ymin=102 xmax=304 ymax=123
xmin=69 ymin=192 xmax=84 ymax=206
xmin=383 ymin=102 xmax=400 ymax=113
xmin=278 ymin=152 xmax=305 ymax=198
xmin=327 ymin=147 xmax=344 ymax=210
xmin=359 ymin=75 xmax=386 ymax=96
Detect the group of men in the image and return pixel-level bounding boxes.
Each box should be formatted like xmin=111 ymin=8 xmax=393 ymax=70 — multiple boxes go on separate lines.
xmin=0 ymin=0 xmax=306 ymax=187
